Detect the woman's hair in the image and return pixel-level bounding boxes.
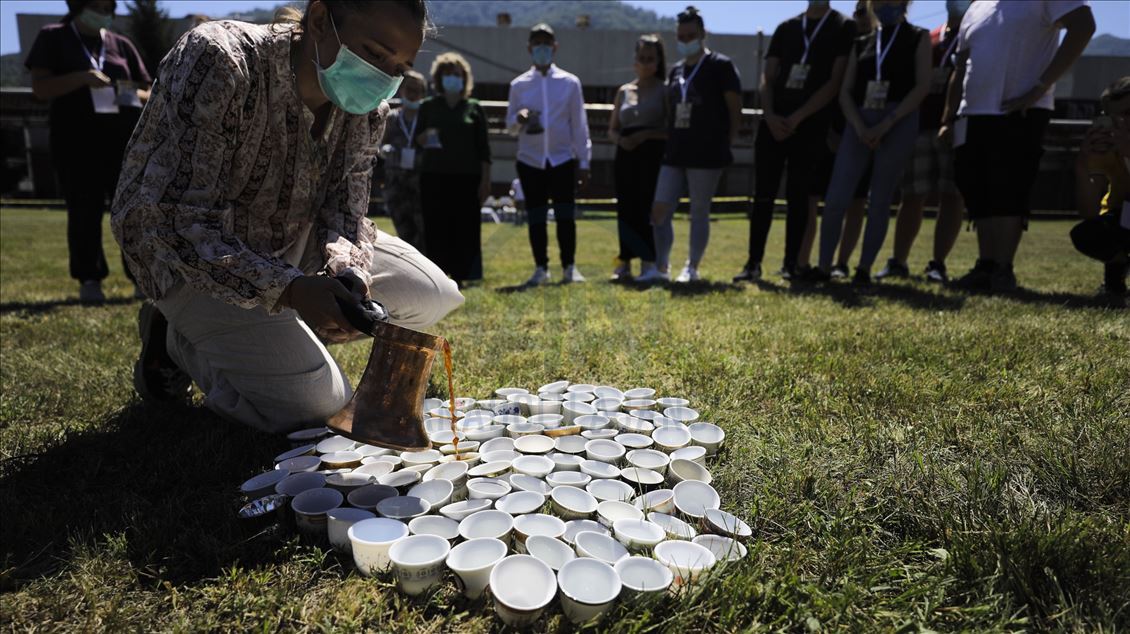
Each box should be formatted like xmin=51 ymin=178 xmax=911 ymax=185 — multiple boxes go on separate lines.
xmin=636 ymin=34 xmax=666 ymax=81
xmin=401 ymin=69 xmax=426 ymax=90
xmin=430 ymin=51 xmax=474 ymax=98
xmin=677 ymin=6 xmax=704 ymax=30
xmin=63 ymin=0 xmax=117 ymax=24
xmin=274 ymin=0 xmax=433 ymax=37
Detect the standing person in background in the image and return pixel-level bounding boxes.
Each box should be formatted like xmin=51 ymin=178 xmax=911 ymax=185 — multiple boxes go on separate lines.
xmin=735 ymin=0 xmax=854 ymax=283
xmin=380 ymin=70 xmax=427 ymax=253
xmin=1071 ymin=77 xmax=1129 ymax=304
xmin=651 ymin=6 xmax=742 ymax=283
xmin=945 ymin=0 xmax=1095 ymax=293
xmin=25 ymin=0 xmax=151 ymax=303
xmin=875 ymin=0 xmax=970 ymax=283
xmin=609 ymin=34 xmax=668 ymax=283
xmin=416 ymin=53 xmax=491 ymax=287
xmin=506 ymin=23 xmax=592 ymax=286
xmin=815 ymin=0 xmax=931 ymax=286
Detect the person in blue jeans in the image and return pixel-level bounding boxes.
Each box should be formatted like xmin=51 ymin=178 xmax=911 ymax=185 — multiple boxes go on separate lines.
xmin=814 ymin=0 xmax=931 ymax=285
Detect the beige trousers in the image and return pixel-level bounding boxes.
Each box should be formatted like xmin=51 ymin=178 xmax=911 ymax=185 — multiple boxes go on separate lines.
xmin=157 ymin=229 xmax=464 ymax=433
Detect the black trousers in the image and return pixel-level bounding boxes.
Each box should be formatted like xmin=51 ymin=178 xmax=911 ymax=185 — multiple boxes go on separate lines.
xmin=516 ymin=159 xmax=577 ymax=268
xmin=747 ymin=117 xmax=828 ymax=269
xmin=1071 ymin=214 xmax=1130 ymax=289
xmin=614 ymin=136 xmax=663 ymax=262
xmin=420 ymin=171 xmax=482 ymax=282
xmin=51 ymin=116 xmax=137 ymax=282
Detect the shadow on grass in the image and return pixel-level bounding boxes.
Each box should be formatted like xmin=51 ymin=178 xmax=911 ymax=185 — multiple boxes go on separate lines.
xmin=0 ymin=399 xmax=294 ymax=589
xmin=743 ymin=278 xmax=968 ymax=311
xmin=0 ymin=297 xmax=138 ymax=315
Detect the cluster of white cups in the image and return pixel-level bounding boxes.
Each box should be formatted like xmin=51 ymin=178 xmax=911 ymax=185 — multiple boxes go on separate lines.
xmin=237 ymin=381 xmax=748 ymax=626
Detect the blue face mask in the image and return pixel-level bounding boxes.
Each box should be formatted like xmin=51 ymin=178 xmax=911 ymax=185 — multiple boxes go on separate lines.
xmin=945 ymin=0 xmax=971 ymax=18
xmin=314 ymin=12 xmax=402 ymax=115
xmin=808 ymin=0 xmax=831 ymax=8
xmin=531 ymin=45 xmax=554 ymax=67
xmin=874 ymin=4 xmax=906 ymax=27
xmin=675 ymin=39 xmax=703 ymax=58
xmin=77 ymin=8 xmax=113 ymax=31
xmin=441 ymin=74 xmax=464 ymax=95
xmin=402 ymin=98 xmax=421 ymax=111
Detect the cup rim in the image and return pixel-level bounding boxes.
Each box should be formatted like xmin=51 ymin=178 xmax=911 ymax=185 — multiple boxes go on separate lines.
xmin=653 ymin=539 xmax=716 ymax=571
xmin=389 ymin=534 xmax=451 ymax=566
xmin=446 ymin=537 xmax=508 ymax=572
xmin=614 ymin=555 xmax=674 ymax=591
xmin=348 ymin=517 xmax=409 ymax=544
xmin=489 ymin=555 xmax=557 ymax=609
xmin=557 ymin=557 xmax=622 ymax=605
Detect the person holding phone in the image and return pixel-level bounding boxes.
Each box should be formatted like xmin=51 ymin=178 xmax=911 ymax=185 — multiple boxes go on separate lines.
xmin=25 ymin=0 xmax=151 ymax=303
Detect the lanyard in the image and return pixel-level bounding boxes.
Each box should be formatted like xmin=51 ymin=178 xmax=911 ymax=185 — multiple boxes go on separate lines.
xmin=800 ymin=11 xmax=831 ymax=64
xmin=677 ymin=52 xmax=707 ymax=103
xmin=398 ymin=110 xmax=417 ymax=143
xmin=938 ymin=30 xmax=959 ymax=69
xmin=71 ymin=23 xmax=106 ymax=72
xmin=874 ymin=22 xmax=902 ymax=82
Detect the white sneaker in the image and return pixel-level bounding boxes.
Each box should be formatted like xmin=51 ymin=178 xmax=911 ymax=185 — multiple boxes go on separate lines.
xmin=525 ymin=266 xmax=551 ymax=286
xmin=562 ymin=265 xmax=586 ymax=283
xmin=634 ymin=266 xmax=668 ymax=283
xmin=675 ymin=263 xmax=700 ymax=283
xmin=79 ymin=280 xmax=105 ymax=304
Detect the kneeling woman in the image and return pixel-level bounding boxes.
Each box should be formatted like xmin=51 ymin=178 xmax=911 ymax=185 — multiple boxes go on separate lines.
xmin=111 ymin=0 xmax=463 ymax=432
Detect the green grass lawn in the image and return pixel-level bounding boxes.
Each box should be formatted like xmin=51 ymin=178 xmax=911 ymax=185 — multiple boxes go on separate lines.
xmin=1 ymin=206 xmax=1127 ymax=632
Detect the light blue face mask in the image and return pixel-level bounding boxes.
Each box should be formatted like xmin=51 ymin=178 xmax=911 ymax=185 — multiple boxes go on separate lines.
xmin=77 ymin=8 xmax=113 ymax=31
xmin=402 ymin=98 xmax=421 ymax=111
xmin=675 ymin=39 xmax=703 ymax=58
xmin=874 ymin=4 xmax=906 ymax=27
xmin=314 ymin=12 xmax=402 ymax=115
xmin=531 ymin=45 xmax=554 ymax=67
xmin=441 ymin=74 xmax=464 ymax=95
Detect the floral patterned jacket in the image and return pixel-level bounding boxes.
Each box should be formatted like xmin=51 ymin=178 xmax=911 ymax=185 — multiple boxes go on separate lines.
xmin=112 ymin=20 xmax=385 ymax=312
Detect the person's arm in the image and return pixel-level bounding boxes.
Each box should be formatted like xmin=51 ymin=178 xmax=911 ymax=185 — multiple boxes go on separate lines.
xmin=111 ymin=31 xmax=311 ymax=315
xmin=838 ymin=43 xmax=866 ymax=138
xmin=1003 ymin=4 xmax=1095 ymax=113
xmin=937 ymin=48 xmax=968 ymax=143
xmin=1074 ymin=128 xmax=1113 ymax=219
xmin=725 ymin=91 xmax=742 ymax=145
xmin=785 ymin=55 xmax=848 ymax=129
xmin=864 ymin=30 xmax=932 ymax=147
xmin=475 ymin=102 xmax=493 ymax=203
xmin=608 ymin=86 xmax=623 ymax=144
xmin=570 ymin=78 xmax=592 ymax=186
xmin=30 ymin=67 xmax=110 ymax=100
xmin=761 ymin=57 xmax=791 ymax=140
xmin=505 ymin=80 xmax=528 ymax=133
xmin=121 ymin=37 xmax=153 ymax=103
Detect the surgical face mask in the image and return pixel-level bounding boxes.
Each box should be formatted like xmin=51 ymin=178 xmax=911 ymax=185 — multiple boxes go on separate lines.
xmin=874 ymin=4 xmax=906 ymax=28
xmin=402 ymin=98 xmax=421 ymax=111
xmin=313 ymin=12 xmax=402 ymax=115
xmin=77 ymin=8 xmax=113 ymax=31
xmin=946 ymin=0 xmax=971 ymax=18
xmin=675 ymin=38 xmax=702 ymax=58
xmin=441 ymin=74 xmax=464 ymax=95
xmin=808 ymin=0 xmax=831 ymax=8
xmin=531 ymin=45 xmax=554 ymax=67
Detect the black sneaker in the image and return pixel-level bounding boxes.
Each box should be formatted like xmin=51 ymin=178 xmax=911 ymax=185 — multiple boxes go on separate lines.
xmin=776 ymin=265 xmax=794 ymax=280
xmin=950 ymin=259 xmax=996 ymax=292
xmin=924 ymin=260 xmax=948 ymax=283
xmin=133 ymin=302 xmax=192 ymax=402
xmin=830 ymin=264 xmax=850 ymax=279
xmin=989 ymin=264 xmax=1018 ymax=294
xmin=797 ymin=267 xmax=830 ymax=283
xmin=852 ymin=267 xmax=872 ymax=287
xmin=733 ymin=263 xmax=762 ymax=283
xmin=875 ymin=257 xmax=910 ymax=280
xmin=1102 ymin=262 xmax=1128 ymax=296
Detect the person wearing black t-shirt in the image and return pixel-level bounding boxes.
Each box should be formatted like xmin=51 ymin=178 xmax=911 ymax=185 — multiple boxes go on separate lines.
xmin=735 ymin=0 xmax=855 ymax=283
xmin=24 ymin=0 xmax=151 ymax=303
xmin=815 ymin=0 xmax=931 ymax=286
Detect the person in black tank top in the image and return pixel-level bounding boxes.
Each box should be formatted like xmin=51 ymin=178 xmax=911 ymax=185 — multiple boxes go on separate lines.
xmin=814 ymin=0 xmax=932 ymax=285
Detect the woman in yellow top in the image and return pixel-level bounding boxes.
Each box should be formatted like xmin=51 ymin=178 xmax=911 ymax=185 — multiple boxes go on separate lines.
xmin=111 ymin=0 xmax=463 ymax=432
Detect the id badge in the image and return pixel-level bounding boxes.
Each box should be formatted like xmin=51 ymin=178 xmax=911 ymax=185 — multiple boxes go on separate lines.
xmin=398 ymin=147 xmax=416 ymax=170
xmin=786 ymin=64 xmax=810 ymax=90
xmin=90 ymin=86 xmax=119 ymax=114
xmin=115 ymin=81 xmax=143 ymax=108
xmin=675 ymin=102 xmax=693 ymax=129
xmin=929 ymin=67 xmax=950 ymax=95
xmin=863 ymin=80 xmax=889 ymax=110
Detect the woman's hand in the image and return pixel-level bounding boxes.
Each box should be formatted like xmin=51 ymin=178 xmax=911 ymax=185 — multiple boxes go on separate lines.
xmin=81 ymin=69 xmax=112 ymax=88
xmin=862 ymin=118 xmax=894 ymax=149
xmin=765 ymin=113 xmax=793 ymax=141
xmin=617 ymin=131 xmax=641 ymax=151
xmin=1002 ymin=83 xmax=1047 ymax=114
xmin=280 ymin=275 xmax=361 ymax=343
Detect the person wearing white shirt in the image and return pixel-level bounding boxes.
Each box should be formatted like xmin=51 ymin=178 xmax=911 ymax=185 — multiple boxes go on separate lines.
xmin=505 ymin=23 xmax=593 ymax=286
xmin=941 ymin=0 xmax=1094 ymax=293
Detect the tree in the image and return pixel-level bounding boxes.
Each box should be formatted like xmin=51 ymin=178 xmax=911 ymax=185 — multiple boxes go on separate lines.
xmin=126 ymin=0 xmax=174 ymax=78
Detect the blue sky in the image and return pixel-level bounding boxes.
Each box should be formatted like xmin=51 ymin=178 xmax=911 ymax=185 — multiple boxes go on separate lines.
xmin=2 ymin=0 xmax=1128 ymax=55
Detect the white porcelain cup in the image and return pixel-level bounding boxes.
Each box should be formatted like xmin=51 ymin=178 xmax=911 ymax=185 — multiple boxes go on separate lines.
xmin=388 ymin=534 xmax=451 ymax=596
xmin=290 ymin=487 xmax=343 ymax=539
xmin=489 ymin=555 xmax=557 ymax=628
xmin=349 ymin=517 xmax=409 ymax=576
xmin=326 ymin=507 xmax=375 ymax=554
xmin=557 ymin=557 xmax=621 ymax=624
xmin=615 ymin=555 xmax=674 ymax=595
xmin=458 ymin=509 xmax=514 ymax=546
xmin=445 ymin=537 xmax=508 ymax=599
xmin=653 ymin=540 xmax=716 ymax=587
